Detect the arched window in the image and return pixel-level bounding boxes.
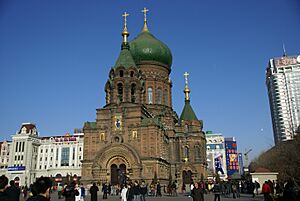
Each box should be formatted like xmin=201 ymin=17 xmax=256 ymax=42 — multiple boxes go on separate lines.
xmin=132 ymin=130 xmax=138 ymax=140
xmin=157 ymin=89 xmax=162 ymax=104
xmin=117 ymin=83 xmax=123 ymax=102
xmin=184 ymin=124 xmax=189 ymax=133
xmin=100 ymin=133 xmax=105 ymax=141
xmin=148 ymin=87 xmax=153 ymax=104
xmin=195 ymin=145 xmax=201 ymax=162
xmin=130 ymin=71 xmax=134 ymax=77
xmin=119 ymin=70 xmax=124 ymax=77
xmin=164 ymin=89 xmax=168 ymax=105
xmin=131 ymin=83 xmax=136 ymax=103
xmin=183 ymin=146 xmax=189 ymax=161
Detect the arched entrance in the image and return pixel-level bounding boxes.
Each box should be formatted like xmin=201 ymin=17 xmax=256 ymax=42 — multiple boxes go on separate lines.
xmin=182 ymin=170 xmax=193 ymax=184
xmin=110 ymin=163 xmax=127 ymax=185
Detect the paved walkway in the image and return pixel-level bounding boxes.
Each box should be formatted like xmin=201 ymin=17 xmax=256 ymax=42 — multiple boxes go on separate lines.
xmin=48 ymin=192 xmax=264 ymax=201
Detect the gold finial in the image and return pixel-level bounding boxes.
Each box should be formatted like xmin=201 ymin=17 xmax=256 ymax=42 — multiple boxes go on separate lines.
xmin=141 ymin=7 xmax=149 ymax=32
xmin=122 ymin=12 xmax=130 ymax=42
xmin=184 ymin=72 xmax=190 ymax=101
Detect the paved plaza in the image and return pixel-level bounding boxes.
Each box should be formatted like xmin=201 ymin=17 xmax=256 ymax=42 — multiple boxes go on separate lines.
xmin=45 ymin=192 xmax=264 ymax=201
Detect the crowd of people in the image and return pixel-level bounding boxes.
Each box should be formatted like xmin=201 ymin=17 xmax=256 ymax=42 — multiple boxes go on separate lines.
xmin=0 ymin=174 xmax=299 ymax=201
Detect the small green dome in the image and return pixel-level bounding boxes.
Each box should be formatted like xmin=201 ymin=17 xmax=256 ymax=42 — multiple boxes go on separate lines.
xmin=130 ymin=31 xmax=172 ymax=67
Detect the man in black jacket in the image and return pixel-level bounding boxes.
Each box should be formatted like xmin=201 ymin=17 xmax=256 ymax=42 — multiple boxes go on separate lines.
xmin=26 ymin=177 xmax=52 ymax=201
xmin=0 ymin=175 xmax=10 ymax=201
xmin=6 ymin=180 xmax=21 ymax=201
xmin=62 ymin=182 xmax=79 ymax=201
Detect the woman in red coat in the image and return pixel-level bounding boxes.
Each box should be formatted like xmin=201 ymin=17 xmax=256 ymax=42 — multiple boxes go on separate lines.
xmin=261 ymin=181 xmax=271 ymax=201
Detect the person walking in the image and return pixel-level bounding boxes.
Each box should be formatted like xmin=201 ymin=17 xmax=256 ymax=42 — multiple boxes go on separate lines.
xmin=132 ymin=181 xmax=140 ymax=201
xmin=89 ymin=183 xmax=99 ymax=201
xmin=0 ymin=175 xmax=10 ymax=201
xmin=120 ymin=184 xmax=128 ymax=201
xmin=80 ymin=184 xmax=85 ymax=201
xmin=62 ymin=182 xmax=80 ymax=201
xmin=140 ymin=181 xmax=147 ymax=201
xmin=261 ymin=181 xmax=271 ymax=201
xmin=102 ymin=182 xmax=109 ymax=199
xmin=26 ymin=177 xmax=52 ymax=201
xmin=213 ymin=181 xmax=221 ymax=201
xmin=6 ymin=180 xmax=21 ymax=201
xmin=191 ymin=182 xmax=204 ymax=201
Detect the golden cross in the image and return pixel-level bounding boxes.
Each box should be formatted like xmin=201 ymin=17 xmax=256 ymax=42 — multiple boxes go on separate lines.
xmin=184 ymin=72 xmax=189 ymax=84
xmin=141 ymin=7 xmax=149 ymax=22
xmin=122 ymin=12 xmax=129 ymax=27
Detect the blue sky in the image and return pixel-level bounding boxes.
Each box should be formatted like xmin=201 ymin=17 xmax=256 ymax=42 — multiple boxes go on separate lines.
xmin=1 ymin=0 xmax=300 ymax=160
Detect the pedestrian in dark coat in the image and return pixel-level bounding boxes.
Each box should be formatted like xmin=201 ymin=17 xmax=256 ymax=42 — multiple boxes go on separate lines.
xmin=191 ymin=182 xmax=204 ymax=201
xmin=0 ymin=175 xmax=10 ymax=201
xmin=62 ymin=182 xmax=79 ymax=201
xmin=102 ymin=182 xmax=109 ymax=199
xmin=213 ymin=182 xmax=221 ymax=201
xmin=5 ymin=180 xmax=21 ymax=201
xmin=89 ymin=183 xmax=99 ymax=201
xmin=26 ymin=177 xmax=52 ymax=201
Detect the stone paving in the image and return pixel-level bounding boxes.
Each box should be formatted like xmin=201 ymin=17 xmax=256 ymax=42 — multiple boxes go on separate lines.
xmin=47 ymin=192 xmax=264 ymax=201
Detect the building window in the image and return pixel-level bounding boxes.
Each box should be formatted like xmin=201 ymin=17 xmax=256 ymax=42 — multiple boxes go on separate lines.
xmin=164 ymin=89 xmax=168 ymax=105
xmin=130 ymin=71 xmax=134 ymax=77
xmin=148 ymin=87 xmax=153 ymax=104
xmin=131 ymin=83 xmax=136 ymax=103
xmin=132 ymin=130 xmax=138 ymax=140
xmin=56 ymin=148 xmax=59 ymax=160
xmin=22 ymin=142 xmax=25 ymax=152
xmin=183 ymin=146 xmax=189 ymax=161
xmin=119 ymin=70 xmax=124 ymax=77
xmin=18 ymin=142 xmax=22 ymax=152
xmin=61 ymin=147 xmax=70 ymax=166
xmin=157 ymin=88 xmax=162 ymax=104
xmin=194 ymin=145 xmax=201 ymax=162
xmin=117 ymin=83 xmax=123 ymax=102
xmin=72 ymin=147 xmax=75 ymax=160
xmin=100 ymin=133 xmax=105 ymax=141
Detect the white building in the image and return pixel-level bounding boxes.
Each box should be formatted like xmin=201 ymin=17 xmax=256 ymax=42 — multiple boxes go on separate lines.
xmin=0 ymin=140 xmax=11 ymax=175
xmin=205 ymin=131 xmax=227 ymax=180
xmin=35 ymin=133 xmax=84 ymax=183
xmin=0 ymin=123 xmax=84 ymax=186
xmin=266 ymin=54 xmax=300 ymax=144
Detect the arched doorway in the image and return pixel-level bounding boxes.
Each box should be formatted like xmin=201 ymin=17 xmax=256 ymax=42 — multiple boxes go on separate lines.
xmin=182 ymin=170 xmax=193 ymax=184
xmin=110 ymin=163 xmax=127 ymax=185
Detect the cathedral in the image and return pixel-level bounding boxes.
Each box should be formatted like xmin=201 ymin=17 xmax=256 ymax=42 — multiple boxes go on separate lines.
xmin=81 ymin=9 xmax=207 ymax=188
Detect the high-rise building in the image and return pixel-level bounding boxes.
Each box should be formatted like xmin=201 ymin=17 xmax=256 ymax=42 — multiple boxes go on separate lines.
xmin=266 ymin=53 xmax=300 ymax=144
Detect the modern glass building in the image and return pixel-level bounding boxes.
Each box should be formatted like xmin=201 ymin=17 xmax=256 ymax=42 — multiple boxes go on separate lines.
xmin=266 ymin=54 xmax=300 ymax=144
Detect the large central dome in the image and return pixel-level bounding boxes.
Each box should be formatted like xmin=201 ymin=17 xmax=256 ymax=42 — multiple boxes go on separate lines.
xmin=129 ymin=31 xmax=172 ymax=67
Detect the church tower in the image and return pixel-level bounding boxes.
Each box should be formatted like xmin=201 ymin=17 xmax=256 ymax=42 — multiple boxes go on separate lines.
xmin=82 ymin=9 xmax=206 ymax=187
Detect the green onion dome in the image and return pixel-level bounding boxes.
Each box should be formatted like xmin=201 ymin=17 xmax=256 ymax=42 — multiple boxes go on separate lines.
xmin=129 ymin=31 xmax=172 ymax=68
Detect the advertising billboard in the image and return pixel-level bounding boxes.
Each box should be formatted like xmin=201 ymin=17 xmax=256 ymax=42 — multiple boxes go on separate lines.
xmin=225 ymin=139 xmax=239 ymax=176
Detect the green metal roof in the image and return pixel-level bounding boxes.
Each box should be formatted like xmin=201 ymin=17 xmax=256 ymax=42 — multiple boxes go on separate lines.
xmin=130 ymin=31 xmax=172 ymax=67
xmin=114 ymin=42 xmax=137 ymax=69
xmin=180 ymin=100 xmax=198 ymax=121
